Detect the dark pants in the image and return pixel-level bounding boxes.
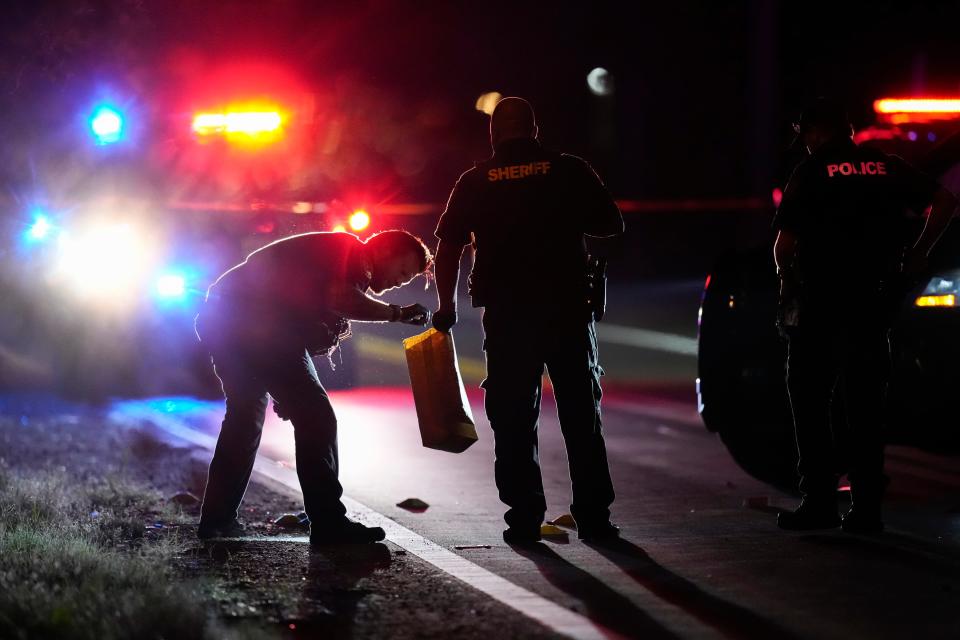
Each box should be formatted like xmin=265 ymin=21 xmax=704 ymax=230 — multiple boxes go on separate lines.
xmin=198 ymin=336 xmax=347 ymax=528
xmin=481 ymin=307 xmax=615 ymax=530
xmin=786 ymin=313 xmax=890 ymax=508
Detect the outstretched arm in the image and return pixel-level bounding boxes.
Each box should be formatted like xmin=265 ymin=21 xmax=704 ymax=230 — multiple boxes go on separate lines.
xmin=327 ymin=285 xmax=429 ymax=325
xmin=327 ymin=284 xmax=397 ymax=322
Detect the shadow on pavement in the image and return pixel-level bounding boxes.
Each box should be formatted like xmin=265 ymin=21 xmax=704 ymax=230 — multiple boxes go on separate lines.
xmin=291 ymin=543 xmax=393 ymax=638
xmin=199 ymin=539 xmax=392 ymax=638
xmin=509 ymin=541 xmax=681 ymax=639
xmin=586 ymin=537 xmax=803 ymax=640
xmin=801 ymin=532 xmax=960 ymax=569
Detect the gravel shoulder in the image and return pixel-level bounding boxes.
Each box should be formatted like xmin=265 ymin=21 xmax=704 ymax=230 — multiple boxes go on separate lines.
xmin=0 ymin=394 xmax=560 ymax=639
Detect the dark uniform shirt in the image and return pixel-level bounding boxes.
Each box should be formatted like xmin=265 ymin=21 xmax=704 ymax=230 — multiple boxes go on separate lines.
xmin=774 ymin=138 xmax=939 ymax=297
xmin=198 ymin=232 xmax=370 ymax=352
xmin=435 ymin=138 xmax=623 ymax=309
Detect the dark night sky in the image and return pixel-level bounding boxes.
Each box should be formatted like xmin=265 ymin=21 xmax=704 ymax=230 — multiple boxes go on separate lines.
xmin=2 ymin=0 xmax=959 ymax=205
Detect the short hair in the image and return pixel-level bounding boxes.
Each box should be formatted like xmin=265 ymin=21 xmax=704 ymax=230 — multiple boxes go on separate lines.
xmin=491 ymin=97 xmax=536 ymax=142
xmin=364 ymin=229 xmax=433 ymax=272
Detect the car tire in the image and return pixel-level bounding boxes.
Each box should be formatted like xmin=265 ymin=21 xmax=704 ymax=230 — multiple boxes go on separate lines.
xmin=698 ymin=248 xmax=800 ymax=490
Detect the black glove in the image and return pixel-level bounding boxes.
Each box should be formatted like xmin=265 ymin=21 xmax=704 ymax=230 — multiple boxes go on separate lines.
xmin=399 ymin=303 xmax=430 ymax=325
xmin=432 ymin=309 xmax=457 ymax=332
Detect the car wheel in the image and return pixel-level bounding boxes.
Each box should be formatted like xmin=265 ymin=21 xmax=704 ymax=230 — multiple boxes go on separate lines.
xmin=698 ymin=248 xmax=799 ymax=489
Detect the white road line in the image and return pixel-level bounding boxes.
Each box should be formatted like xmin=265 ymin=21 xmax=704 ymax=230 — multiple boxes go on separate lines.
xmin=597 ymin=323 xmax=698 ymax=357
xmin=137 ymin=414 xmax=613 ymax=640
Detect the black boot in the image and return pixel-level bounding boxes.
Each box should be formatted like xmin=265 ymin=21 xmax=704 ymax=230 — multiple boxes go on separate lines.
xmin=503 ymin=526 xmax=542 ymax=546
xmin=197 ymin=518 xmax=246 ymax=540
xmin=310 ymin=519 xmax=386 ymax=545
xmin=578 ymin=521 xmax=620 ymax=542
xmin=777 ymin=497 xmax=840 ymax=531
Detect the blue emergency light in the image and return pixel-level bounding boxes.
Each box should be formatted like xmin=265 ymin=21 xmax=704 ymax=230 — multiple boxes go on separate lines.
xmin=155 ymin=273 xmax=187 ymax=300
xmin=27 ymin=214 xmax=52 ymax=241
xmin=89 ymin=106 xmax=124 ymax=145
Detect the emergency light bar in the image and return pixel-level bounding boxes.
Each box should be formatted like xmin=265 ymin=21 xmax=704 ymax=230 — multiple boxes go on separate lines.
xmin=873 ymin=98 xmax=960 ymax=124
xmin=192 ymin=111 xmax=283 ymax=136
xmin=874 ymin=98 xmax=960 ymax=114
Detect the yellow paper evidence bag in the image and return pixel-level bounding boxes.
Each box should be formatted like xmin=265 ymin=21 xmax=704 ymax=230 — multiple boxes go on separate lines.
xmin=403 ymin=328 xmax=478 ymax=453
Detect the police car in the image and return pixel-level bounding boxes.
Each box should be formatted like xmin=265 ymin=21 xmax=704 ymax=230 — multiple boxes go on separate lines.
xmin=0 ymin=71 xmax=417 ymax=399
xmin=697 ymin=98 xmax=960 ymax=487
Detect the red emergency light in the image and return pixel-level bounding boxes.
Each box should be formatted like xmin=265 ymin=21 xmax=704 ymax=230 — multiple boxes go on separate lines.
xmin=192 ymin=107 xmax=286 ymax=144
xmin=873 ymin=98 xmax=960 ymax=124
xmin=349 ymin=210 xmax=371 ymax=232
xmin=193 ymin=111 xmax=282 ymax=135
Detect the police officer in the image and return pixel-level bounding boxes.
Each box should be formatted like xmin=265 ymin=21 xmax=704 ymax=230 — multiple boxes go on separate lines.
xmin=774 ymin=98 xmax=956 ymax=533
xmin=195 ymin=230 xmax=432 ymax=544
xmin=433 ymin=97 xmax=624 ymax=544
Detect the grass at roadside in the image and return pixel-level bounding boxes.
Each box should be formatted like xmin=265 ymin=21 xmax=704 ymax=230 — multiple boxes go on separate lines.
xmin=0 ymin=463 xmax=273 ymax=640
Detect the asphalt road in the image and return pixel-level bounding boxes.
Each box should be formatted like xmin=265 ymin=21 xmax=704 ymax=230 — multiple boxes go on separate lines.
xmin=110 ymin=276 xmax=960 ymax=640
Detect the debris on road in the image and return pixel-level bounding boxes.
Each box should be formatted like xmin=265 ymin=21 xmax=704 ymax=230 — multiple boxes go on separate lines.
xmin=273 ymin=511 xmax=310 ymax=529
xmin=548 ymin=514 xmax=577 ymax=529
xmin=169 ymin=491 xmax=201 ymax=507
xmin=454 ymin=545 xmax=493 ymax=550
xmin=397 ymin=497 xmax=430 ymax=512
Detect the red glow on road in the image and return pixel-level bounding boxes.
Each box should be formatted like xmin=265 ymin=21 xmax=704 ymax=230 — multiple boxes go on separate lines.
xmin=258 ymin=387 xmax=428 ymax=485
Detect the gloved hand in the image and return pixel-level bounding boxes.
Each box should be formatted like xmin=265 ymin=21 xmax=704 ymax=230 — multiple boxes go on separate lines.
xmin=399 ymin=303 xmax=431 ymax=325
xmin=432 ymin=309 xmax=457 ymax=332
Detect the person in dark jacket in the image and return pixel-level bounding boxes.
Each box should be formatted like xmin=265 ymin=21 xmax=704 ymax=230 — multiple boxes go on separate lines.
xmin=774 ymin=98 xmax=956 ymax=533
xmin=195 ymin=230 xmax=432 ymax=544
xmin=433 ymin=97 xmax=625 ymax=544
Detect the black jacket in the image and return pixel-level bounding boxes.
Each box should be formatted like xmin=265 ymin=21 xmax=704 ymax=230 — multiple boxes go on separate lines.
xmin=436 ymin=138 xmax=623 ymax=308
